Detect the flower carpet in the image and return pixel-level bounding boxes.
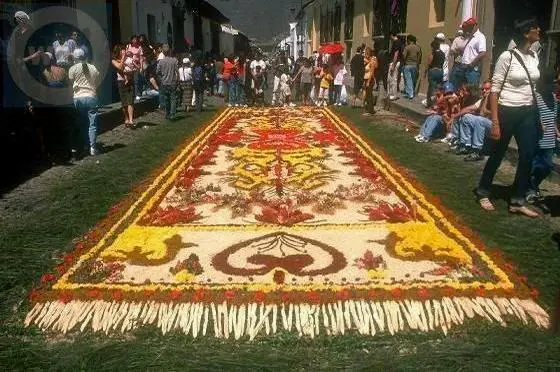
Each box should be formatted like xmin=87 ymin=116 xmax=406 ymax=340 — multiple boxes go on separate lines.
xmin=26 ymin=108 xmax=549 ymax=339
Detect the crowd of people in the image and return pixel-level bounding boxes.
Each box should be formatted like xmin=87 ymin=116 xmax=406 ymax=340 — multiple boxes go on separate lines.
xmin=413 ymin=18 xmax=557 ymax=217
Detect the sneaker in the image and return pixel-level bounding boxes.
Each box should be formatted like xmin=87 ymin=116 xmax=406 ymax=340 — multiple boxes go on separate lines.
xmin=89 ymin=146 xmax=100 ymax=156
xmin=421 ymin=99 xmax=428 ymax=107
xmin=235 ymin=104 xmax=240 ymax=107
xmin=415 ymin=136 xmax=429 ymax=143
xmin=414 ymin=134 xmax=422 ymax=140
xmin=464 ymin=152 xmax=484 ymax=162
xmin=289 ymin=103 xmax=296 ymax=107
xmin=389 ymin=95 xmax=397 ymax=101
xmin=455 ymin=146 xmax=472 ymax=156
xmin=135 ymin=96 xmax=141 ymax=102
xmin=227 ymin=103 xmax=232 ymax=107
xmin=440 ymin=135 xmax=454 ymax=145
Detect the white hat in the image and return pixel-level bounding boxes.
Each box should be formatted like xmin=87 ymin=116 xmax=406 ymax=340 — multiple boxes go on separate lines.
xmin=72 ymin=48 xmax=85 ymax=60
xmin=182 ymin=57 xmax=190 ymax=64
xmin=14 ymin=11 xmax=30 ymax=24
xmin=436 ymin=32 xmax=445 ymax=41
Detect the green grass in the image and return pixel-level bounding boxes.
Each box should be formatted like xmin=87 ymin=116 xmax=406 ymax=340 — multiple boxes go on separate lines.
xmin=1 ymin=107 xmax=559 ymax=370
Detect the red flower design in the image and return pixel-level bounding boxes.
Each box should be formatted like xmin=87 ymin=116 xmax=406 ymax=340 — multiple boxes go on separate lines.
xmin=365 ymin=202 xmax=412 ymax=223
xmin=255 ymin=203 xmax=314 ymax=226
xmin=354 ymin=250 xmax=385 ymax=270
xmin=248 ymin=129 xmax=308 ymax=151
xmin=148 ymin=205 xmax=202 ymax=226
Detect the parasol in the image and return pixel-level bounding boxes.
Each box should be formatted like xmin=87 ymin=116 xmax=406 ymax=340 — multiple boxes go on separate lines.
xmin=319 ymin=43 xmax=344 ymax=54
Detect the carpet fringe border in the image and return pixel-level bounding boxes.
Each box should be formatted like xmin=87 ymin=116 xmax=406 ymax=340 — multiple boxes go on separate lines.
xmin=25 ymin=297 xmax=550 ymax=339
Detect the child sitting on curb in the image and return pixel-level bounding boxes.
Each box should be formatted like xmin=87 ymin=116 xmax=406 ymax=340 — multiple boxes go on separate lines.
xmin=415 ymin=82 xmax=460 ymax=142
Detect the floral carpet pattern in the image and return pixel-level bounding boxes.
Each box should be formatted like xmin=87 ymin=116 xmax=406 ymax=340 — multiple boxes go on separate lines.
xmin=26 ymin=108 xmax=549 ymax=339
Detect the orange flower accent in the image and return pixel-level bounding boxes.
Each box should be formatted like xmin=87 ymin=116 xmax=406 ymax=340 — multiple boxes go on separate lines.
xmin=280 ymin=293 xmax=291 ymax=303
xmin=143 ymin=289 xmax=155 ymax=297
xmin=254 ymin=291 xmax=266 ymax=303
xmin=417 ymin=288 xmax=429 ymax=298
xmin=336 ymin=289 xmax=350 ymax=300
xmin=441 ymin=287 xmax=455 ymax=297
xmin=307 ymin=291 xmax=320 ymax=303
xmin=40 ymin=273 xmax=56 ymax=283
xmin=475 ymin=287 xmax=486 ymax=297
xmin=29 ymin=289 xmax=41 ymax=301
xmin=224 ymin=290 xmax=236 ymax=300
xmin=192 ymin=289 xmax=205 ymax=302
xmin=87 ymin=289 xmax=102 ymax=299
xmin=58 ymin=291 xmax=73 ymax=304
xmin=112 ymin=290 xmax=123 ymax=301
xmin=530 ymin=288 xmax=540 ymax=298
xmin=391 ymin=288 xmax=404 ymax=298
xmin=368 ymin=290 xmax=379 ymax=299
xmin=169 ymin=289 xmax=182 ymax=300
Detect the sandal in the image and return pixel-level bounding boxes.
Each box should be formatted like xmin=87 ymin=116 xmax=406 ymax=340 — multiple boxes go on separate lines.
xmin=478 ymin=197 xmax=495 ymax=211
xmin=509 ymin=205 xmax=540 ymax=218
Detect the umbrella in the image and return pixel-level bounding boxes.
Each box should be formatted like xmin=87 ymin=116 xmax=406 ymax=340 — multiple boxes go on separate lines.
xmin=319 ymin=43 xmax=344 ymax=54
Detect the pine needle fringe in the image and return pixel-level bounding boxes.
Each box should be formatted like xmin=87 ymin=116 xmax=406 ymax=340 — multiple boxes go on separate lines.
xmin=25 ymin=297 xmax=550 ymax=339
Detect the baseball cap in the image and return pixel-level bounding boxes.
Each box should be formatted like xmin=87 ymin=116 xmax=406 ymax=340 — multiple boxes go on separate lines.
xmin=436 ymin=32 xmax=445 ymax=41
xmin=442 ymin=82 xmax=455 ymax=94
xmin=182 ymin=57 xmax=190 ymax=64
xmin=464 ymin=17 xmax=477 ymax=26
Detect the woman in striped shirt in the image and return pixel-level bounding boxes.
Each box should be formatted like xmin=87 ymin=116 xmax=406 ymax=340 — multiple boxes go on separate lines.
xmin=528 ymin=69 xmax=559 ymax=203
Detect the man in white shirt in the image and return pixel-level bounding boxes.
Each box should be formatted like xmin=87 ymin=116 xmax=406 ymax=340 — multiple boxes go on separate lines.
xmin=250 ymin=54 xmax=266 ymax=88
xmin=451 ymin=18 xmax=487 ymax=88
xmin=436 ymin=32 xmax=450 ymax=81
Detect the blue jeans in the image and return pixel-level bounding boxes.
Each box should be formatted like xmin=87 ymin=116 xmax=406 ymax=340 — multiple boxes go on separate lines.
xmin=451 ymin=63 xmax=481 ymax=88
xmin=228 ymin=77 xmax=239 ymax=105
xmin=477 ymin=105 xmax=539 ymax=206
xmin=461 ymin=114 xmax=491 ymax=149
xmin=427 ymin=68 xmax=443 ymax=106
xmin=530 ymin=148 xmax=555 ymax=194
xmin=161 ymin=84 xmax=177 ymax=119
xmin=73 ymin=96 xmax=98 ymax=148
xmin=402 ymin=65 xmax=418 ymax=98
xmin=419 ymin=115 xmax=444 ymax=139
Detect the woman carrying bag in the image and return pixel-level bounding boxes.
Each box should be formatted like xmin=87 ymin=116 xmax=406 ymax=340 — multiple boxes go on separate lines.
xmin=476 ymin=19 xmax=542 ymax=217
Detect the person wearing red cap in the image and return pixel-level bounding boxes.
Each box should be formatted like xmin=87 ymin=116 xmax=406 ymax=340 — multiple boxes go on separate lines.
xmin=450 ymin=17 xmax=486 ymax=88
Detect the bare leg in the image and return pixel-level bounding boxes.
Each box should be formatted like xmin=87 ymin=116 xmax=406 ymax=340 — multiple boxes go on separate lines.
xmin=127 ymin=104 xmax=134 ymax=125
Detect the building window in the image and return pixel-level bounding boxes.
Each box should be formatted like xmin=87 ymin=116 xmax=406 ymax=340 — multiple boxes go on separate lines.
xmin=333 ymin=2 xmax=342 ymax=42
xmin=429 ymin=0 xmax=446 ymax=27
xmin=344 ymin=0 xmax=354 ymax=40
xmin=147 ymin=14 xmax=156 ymax=44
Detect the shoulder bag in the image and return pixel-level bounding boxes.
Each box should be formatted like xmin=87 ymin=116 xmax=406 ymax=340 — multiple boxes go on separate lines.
xmin=510 ymin=49 xmax=544 ymax=138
